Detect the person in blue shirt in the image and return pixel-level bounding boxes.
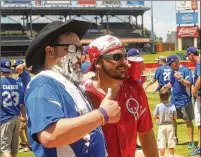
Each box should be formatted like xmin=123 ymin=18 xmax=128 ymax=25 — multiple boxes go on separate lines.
xmin=186 ymin=46 xmax=201 ymax=156
xmin=24 ymin=20 xmax=121 ymax=157
xmin=0 ymin=58 xmax=24 ymax=157
xmin=12 ymin=58 xmax=31 ymax=152
xmin=12 ymin=58 xmax=31 ymax=91
xmin=81 ymin=46 xmax=91 ymax=74
xmin=165 ymin=55 xmax=195 ymax=150
xmin=145 ymin=56 xmax=172 ymax=93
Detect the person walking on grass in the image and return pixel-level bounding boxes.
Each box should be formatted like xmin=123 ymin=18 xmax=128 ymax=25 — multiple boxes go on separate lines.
xmin=0 ymin=58 xmax=25 ymax=157
xmin=164 ymin=55 xmax=195 ymax=150
xmin=154 ymin=88 xmax=177 ymax=157
xmin=186 ymin=47 xmax=201 ymax=156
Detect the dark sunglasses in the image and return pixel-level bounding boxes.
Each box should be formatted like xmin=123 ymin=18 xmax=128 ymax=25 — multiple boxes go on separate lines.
xmin=51 ymin=44 xmax=83 ymax=53
xmin=101 ymin=53 xmax=127 ymax=61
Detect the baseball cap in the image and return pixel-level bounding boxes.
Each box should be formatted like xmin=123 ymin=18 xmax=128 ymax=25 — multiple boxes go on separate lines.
xmin=186 ymin=46 xmax=198 ymax=57
xmin=12 ymin=58 xmax=24 ymax=67
xmin=127 ymin=48 xmax=141 ymax=57
xmin=1 ymin=58 xmax=12 ymax=73
xmin=127 ymin=48 xmax=143 ymax=62
xmin=167 ymin=55 xmax=179 ymax=65
xmin=156 ymin=56 xmax=167 ymax=62
xmin=87 ymin=35 xmax=125 ymax=71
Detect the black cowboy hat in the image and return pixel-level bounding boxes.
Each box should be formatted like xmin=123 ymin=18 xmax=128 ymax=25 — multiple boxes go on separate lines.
xmin=25 ymin=19 xmax=91 ymax=74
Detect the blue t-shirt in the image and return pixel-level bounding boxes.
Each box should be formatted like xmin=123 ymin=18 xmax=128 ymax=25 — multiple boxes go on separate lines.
xmin=1 ymin=77 xmax=24 ymax=123
xmin=194 ymin=61 xmax=201 ymax=96
xmin=17 ymin=70 xmax=31 ymax=91
xmin=25 ymin=70 xmax=107 ymax=157
xmin=81 ymin=62 xmax=91 ymax=74
xmin=170 ymin=65 xmax=193 ymax=108
xmin=154 ymin=65 xmax=172 ymax=87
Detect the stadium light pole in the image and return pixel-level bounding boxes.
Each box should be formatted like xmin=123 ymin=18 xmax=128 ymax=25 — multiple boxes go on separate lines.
xmin=151 ymin=0 xmax=155 ymax=53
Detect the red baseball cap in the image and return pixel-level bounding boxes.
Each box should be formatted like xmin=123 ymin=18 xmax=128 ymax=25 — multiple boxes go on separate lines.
xmin=87 ymin=35 xmax=125 ymax=72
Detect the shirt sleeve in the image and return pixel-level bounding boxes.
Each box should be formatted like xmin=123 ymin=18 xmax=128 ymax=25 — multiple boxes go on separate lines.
xmin=197 ymin=62 xmax=200 ymax=76
xmin=153 ymin=104 xmax=160 ymax=115
xmin=137 ymin=84 xmax=153 ymax=133
xmin=183 ymin=67 xmax=193 ymax=84
xmin=20 ymin=70 xmax=31 ymax=89
xmin=154 ymin=67 xmax=160 ymax=80
xmin=26 ymin=84 xmax=65 ymax=142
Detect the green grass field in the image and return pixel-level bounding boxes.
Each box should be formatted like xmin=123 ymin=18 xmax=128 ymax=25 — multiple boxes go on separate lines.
xmin=17 ymin=92 xmax=198 ymax=157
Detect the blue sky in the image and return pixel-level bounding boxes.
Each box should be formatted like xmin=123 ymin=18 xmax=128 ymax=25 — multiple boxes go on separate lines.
xmin=142 ymin=1 xmax=200 ymax=41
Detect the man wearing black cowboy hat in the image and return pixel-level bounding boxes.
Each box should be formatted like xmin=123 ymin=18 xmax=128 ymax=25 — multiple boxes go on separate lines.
xmin=24 ymin=19 xmax=121 ymax=157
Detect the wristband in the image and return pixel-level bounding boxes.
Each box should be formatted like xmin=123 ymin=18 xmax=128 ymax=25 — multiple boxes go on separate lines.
xmin=97 ymin=110 xmax=105 ymax=125
xmin=98 ymin=107 xmax=109 ymax=125
xmin=178 ymin=77 xmax=184 ymax=82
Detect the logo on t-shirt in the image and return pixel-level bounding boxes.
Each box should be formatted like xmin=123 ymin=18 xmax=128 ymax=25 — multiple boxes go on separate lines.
xmin=126 ymin=97 xmax=146 ymax=120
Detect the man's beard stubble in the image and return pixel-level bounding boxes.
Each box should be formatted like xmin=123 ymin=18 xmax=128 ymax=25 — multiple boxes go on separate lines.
xmin=102 ymin=63 xmax=127 ymax=80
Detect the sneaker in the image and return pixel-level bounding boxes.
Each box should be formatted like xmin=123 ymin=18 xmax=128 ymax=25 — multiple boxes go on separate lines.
xmin=19 ymin=143 xmax=30 ymax=152
xmin=188 ymin=142 xmax=196 ymax=150
xmin=189 ymin=147 xmax=201 ymax=156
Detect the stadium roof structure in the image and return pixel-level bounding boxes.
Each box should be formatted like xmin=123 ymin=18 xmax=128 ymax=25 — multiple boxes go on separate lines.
xmin=1 ymin=6 xmax=149 ymax=16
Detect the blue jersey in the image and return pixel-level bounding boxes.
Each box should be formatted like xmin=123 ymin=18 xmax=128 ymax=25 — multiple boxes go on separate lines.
xmin=194 ymin=61 xmax=201 ymax=96
xmin=154 ymin=65 xmax=172 ymax=87
xmin=25 ymin=70 xmax=107 ymax=157
xmin=170 ymin=65 xmax=193 ymax=108
xmin=17 ymin=70 xmax=31 ymax=91
xmin=1 ymin=77 xmax=24 ymax=123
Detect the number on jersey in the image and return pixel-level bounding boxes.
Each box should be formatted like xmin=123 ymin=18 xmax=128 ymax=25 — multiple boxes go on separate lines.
xmin=163 ymin=72 xmax=171 ymax=82
xmin=2 ymin=91 xmax=19 ymax=107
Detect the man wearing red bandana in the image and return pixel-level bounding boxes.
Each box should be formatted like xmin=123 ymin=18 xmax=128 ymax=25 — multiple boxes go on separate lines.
xmin=80 ymin=35 xmax=158 ymax=157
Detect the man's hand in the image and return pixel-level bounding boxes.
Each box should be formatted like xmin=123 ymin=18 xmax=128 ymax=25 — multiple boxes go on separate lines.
xmin=174 ymin=71 xmax=182 ymax=80
xmin=100 ymin=88 xmax=121 ymax=123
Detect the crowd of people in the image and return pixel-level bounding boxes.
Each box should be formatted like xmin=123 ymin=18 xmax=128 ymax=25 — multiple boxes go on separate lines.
xmin=0 ymin=19 xmax=200 ymax=157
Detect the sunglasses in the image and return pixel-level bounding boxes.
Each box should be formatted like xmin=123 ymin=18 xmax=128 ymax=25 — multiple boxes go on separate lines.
xmin=101 ymin=53 xmax=127 ymax=61
xmin=51 ymin=44 xmax=83 ymax=53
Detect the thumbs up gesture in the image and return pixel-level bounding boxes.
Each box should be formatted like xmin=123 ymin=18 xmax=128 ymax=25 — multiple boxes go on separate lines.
xmin=99 ymin=88 xmax=121 ymax=123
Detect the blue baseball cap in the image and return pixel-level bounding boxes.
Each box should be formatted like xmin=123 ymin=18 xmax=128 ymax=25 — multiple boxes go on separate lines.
xmin=167 ymin=55 xmax=179 ymax=65
xmin=127 ymin=48 xmax=141 ymax=57
xmin=186 ymin=46 xmax=198 ymax=57
xmin=1 ymin=58 xmax=12 ymax=73
xmin=12 ymin=58 xmax=24 ymax=67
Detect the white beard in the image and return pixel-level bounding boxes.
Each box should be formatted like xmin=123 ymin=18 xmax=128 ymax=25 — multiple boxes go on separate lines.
xmin=52 ymin=53 xmax=83 ymax=83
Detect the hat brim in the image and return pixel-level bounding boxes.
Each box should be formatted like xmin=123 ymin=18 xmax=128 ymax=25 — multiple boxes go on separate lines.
xmin=1 ymin=68 xmax=12 ymax=73
xmin=26 ymin=20 xmax=92 ymax=74
xmin=11 ymin=63 xmax=19 ymax=67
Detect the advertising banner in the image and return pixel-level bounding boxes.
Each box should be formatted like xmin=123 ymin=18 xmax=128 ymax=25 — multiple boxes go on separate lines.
xmin=177 ymin=26 xmax=199 ymax=38
xmin=176 ymin=1 xmax=192 ymax=10
xmin=78 ymin=0 xmax=96 ymax=5
xmin=46 ymin=1 xmax=70 ymax=4
xmin=4 ymin=0 xmax=31 ymax=4
xmin=191 ymin=0 xmax=198 ymax=10
xmin=103 ymin=0 xmax=120 ymax=5
xmin=176 ymin=12 xmax=198 ymax=24
xmin=127 ymin=1 xmax=144 ymax=5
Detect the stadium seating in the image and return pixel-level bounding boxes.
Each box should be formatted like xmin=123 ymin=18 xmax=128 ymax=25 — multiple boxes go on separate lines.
xmin=1 ymin=35 xmax=30 ymax=40
xmin=1 ymin=23 xmax=25 ymax=31
xmin=27 ymin=23 xmax=49 ymax=33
